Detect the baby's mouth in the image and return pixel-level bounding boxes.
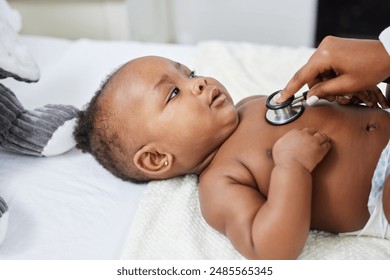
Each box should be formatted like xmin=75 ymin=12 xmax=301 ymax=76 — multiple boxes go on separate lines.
xmin=209 ymin=87 xmax=225 ymax=107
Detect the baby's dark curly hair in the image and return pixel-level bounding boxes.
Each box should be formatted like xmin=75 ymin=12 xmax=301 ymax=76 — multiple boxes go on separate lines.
xmin=73 ymin=72 xmax=150 ymax=184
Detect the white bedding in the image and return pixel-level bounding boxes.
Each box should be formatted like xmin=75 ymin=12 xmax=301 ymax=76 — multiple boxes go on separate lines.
xmin=0 ymin=35 xmax=195 ymax=259
xmin=121 ymin=41 xmax=390 ymax=260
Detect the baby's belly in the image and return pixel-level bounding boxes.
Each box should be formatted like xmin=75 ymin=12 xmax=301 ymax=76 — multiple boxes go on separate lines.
xmin=308 ymin=107 xmax=390 ymax=232
xmin=241 ymin=101 xmax=390 ymax=233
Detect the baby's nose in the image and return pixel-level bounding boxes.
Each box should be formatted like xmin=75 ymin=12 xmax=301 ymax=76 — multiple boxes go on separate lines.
xmin=192 ymin=79 xmax=207 ymax=95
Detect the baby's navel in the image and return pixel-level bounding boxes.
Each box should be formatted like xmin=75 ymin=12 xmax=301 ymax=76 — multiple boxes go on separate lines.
xmin=366 ymin=121 xmax=377 ymax=132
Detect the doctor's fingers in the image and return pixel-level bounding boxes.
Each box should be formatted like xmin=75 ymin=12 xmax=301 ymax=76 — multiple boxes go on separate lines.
xmin=307 ymin=74 xmax=350 ymax=98
xmin=354 ymin=87 xmax=388 ymax=108
xmin=279 ymin=60 xmax=327 ymax=102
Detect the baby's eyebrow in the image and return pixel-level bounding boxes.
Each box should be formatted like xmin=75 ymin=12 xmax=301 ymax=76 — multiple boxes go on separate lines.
xmin=153 ymin=62 xmax=183 ymax=91
xmin=153 ymin=74 xmax=169 ymax=91
xmin=175 ymin=62 xmax=189 ymax=72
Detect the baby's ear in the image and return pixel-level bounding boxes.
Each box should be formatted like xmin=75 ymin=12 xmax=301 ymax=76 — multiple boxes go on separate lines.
xmin=133 ymin=145 xmax=172 ymax=176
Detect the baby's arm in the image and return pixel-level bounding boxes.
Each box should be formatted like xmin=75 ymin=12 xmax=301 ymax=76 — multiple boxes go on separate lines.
xmin=199 ymin=128 xmax=331 ymax=259
xmin=265 ymin=128 xmax=331 ymax=258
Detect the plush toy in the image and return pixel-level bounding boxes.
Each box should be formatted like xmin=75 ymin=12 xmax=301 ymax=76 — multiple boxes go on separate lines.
xmin=0 ymin=0 xmax=79 ymax=245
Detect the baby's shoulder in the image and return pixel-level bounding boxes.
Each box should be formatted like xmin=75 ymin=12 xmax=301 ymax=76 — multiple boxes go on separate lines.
xmin=235 ymin=95 xmax=266 ymax=110
xmin=199 ymin=153 xmax=265 ymax=232
xmin=200 ymin=150 xmax=258 ymax=192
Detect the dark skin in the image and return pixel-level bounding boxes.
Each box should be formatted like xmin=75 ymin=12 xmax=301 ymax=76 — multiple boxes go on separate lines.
xmin=200 ymin=96 xmax=390 ymax=259
xmin=278 ymin=36 xmax=390 ymax=106
xmin=102 ymin=56 xmax=390 ymax=260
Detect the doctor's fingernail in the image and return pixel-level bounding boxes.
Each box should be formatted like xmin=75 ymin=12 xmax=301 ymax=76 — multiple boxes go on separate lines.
xmin=306 ymin=95 xmax=319 ymax=106
xmin=275 ymin=93 xmax=283 ymax=103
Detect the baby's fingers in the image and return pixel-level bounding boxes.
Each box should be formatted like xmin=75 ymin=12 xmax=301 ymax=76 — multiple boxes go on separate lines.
xmin=302 ymin=127 xmax=331 ymax=148
xmin=297 ymin=129 xmax=331 ymax=172
xmin=302 ymin=128 xmax=331 ymax=149
xmin=302 ymin=128 xmax=329 ymax=140
xmin=314 ymin=132 xmax=332 ymax=154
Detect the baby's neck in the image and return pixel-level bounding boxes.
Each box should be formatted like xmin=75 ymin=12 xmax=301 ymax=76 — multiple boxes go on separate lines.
xmin=192 ymin=149 xmax=219 ymax=176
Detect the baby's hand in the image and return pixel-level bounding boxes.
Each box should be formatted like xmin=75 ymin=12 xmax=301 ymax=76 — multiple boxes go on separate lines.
xmin=273 ymin=128 xmax=331 ymax=172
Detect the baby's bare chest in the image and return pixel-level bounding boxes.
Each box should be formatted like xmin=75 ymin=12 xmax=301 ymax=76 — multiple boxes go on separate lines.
xmin=210 ymin=100 xmax=390 ymax=197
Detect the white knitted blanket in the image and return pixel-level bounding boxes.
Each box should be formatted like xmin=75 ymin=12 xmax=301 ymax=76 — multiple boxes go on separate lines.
xmin=120 ymin=41 xmax=390 ymax=259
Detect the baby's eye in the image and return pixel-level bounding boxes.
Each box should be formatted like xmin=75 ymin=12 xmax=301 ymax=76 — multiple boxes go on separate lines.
xmin=168 ymin=87 xmax=180 ymax=101
xmin=189 ymin=70 xmax=197 ymax=78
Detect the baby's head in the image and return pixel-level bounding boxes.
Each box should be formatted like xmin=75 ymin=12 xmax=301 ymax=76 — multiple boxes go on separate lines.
xmin=74 ymin=56 xmax=239 ymax=183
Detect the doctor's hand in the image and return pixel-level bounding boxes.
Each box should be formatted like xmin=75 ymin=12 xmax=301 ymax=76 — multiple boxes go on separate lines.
xmin=334 ymin=86 xmax=388 ymax=108
xmin=277 ymin=36 xmax=390 ymax=107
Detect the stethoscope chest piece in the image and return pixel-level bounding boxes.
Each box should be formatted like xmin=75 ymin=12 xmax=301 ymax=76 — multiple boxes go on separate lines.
xmin=265 ymin=90 xmax=306 ymax=125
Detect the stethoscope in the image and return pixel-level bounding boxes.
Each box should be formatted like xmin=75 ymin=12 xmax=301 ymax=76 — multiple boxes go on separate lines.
xmin=265 ymin=90 xmax=308 ymax=125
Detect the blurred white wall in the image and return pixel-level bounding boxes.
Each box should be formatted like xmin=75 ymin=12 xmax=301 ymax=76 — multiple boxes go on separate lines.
xmin=9 ymin=0 xmax=131 ymax=40
xmin=9 ymin=0 xmax=318 ymax=47
xmin=170 ymin=0 xmax=317 ymax=47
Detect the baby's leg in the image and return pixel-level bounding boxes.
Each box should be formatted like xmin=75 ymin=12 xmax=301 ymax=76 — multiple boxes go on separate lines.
xmin=383 ymin=175 xmax=390 ymax=224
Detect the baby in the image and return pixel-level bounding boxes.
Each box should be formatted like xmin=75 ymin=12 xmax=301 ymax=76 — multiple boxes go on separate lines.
xmin=74 ymin=56 xmax=390 ymax=259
